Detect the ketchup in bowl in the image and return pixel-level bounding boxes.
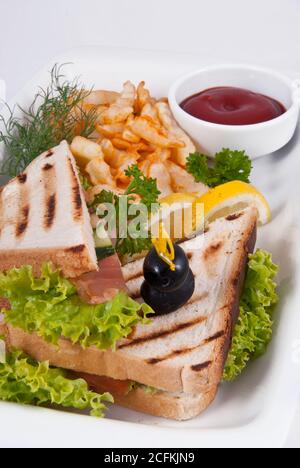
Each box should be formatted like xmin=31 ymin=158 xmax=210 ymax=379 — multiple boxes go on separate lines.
xmin=180 ymin=86 xmax=286 ymax=125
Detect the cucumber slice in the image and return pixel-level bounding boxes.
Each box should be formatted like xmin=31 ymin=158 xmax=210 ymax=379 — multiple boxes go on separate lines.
xmin=94 ymin=225 xmax=112 ymax=249
xmin=95 ymin=246 xmax=116 ymax=261
xmin=93 ymin=225 xmax=115 ymax=260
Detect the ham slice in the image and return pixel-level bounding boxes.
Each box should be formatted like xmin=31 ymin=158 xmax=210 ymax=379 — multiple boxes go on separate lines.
xmin=0 ymin=298 xmax=10 ymax=311
xmin=73 ymin=372 xmax=132 ymax=397
xmin=0 ymin=254 xmax=127 ymax=311
xmin=74 ymin=254 xmax=128 ymax=304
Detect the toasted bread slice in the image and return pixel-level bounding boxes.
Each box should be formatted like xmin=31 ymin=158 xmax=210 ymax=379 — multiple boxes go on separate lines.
xmin=1 ymin=207 xmax=257 ymax=398
xmin=112 ymin=386 xmax=218 ymax=421
xmin=68 ymin=371 xmax=218 ymax=421
xmin=0 ymin=141 xmax=97 ymax=277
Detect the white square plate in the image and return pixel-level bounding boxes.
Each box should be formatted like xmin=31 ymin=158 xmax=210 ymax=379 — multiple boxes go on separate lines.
xmin=0 ymin=47 xmax=300 ymax=448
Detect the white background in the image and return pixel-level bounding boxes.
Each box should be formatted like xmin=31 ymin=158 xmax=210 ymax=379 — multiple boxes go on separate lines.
xmin=0 ymin=0 xmax=299 ymax=447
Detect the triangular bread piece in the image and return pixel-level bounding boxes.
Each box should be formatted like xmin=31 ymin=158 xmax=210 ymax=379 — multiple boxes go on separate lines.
xmin=119 ymin=206 xmax=257 ymax=393
xmin=0 ymin=141 xmax=97 ymax=278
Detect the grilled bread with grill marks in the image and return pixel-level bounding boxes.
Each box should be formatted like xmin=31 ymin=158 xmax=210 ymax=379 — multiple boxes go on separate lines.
xmin=1 ymin=207 xmax=257 ymax=404
xmin=0 ymin=141 xmax=98 ymax=278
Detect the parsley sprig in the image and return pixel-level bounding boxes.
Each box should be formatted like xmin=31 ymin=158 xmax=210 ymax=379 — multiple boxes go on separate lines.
xmin=125 ymin=165 xmax=160 ymax=209
xmin=186 ymin=148 xmax=252 ymax=187
xmin=91 ymin=165 xmax=160 ymax=258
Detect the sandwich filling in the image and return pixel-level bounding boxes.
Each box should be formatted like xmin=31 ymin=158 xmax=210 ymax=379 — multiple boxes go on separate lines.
xmin=0 ymin=262 xmax=153 ymax=351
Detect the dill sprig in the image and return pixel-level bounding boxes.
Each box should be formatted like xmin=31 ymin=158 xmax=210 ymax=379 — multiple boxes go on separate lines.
xmin=0 ymin=64 xmax=97 ymax=177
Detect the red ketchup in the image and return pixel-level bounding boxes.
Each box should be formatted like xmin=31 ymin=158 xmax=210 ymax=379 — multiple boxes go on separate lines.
xmin=180 ymin=86 xmax=286 ymax=125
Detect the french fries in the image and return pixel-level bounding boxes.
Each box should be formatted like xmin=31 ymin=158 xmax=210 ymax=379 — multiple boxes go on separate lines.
xmin=165 ymin=160 xmax=208 ymax=196
xmin=96 ymin=123 xmax=125 ymax=138
xmin=99 ymin=81 xmax=136 ymax=124
xmin=140 ymin=103 xmax=161 ymax=128
xmin=71 ymin=136 xmax=103 ymax=167
xmin=156 ymin=102 xmax=196 ymax=166
xmin=83 ymin=90 xmax=120 ymax=106
xmin=86 ymin=156 xmax=116 ymax=187
xmin=135 ymin=81 xmax=156 ymax=114
xmin=147 ymin=160 xmax=173 ymax=199
xmin=122 ymin=128 xmax=140 ymax=143
xmin=70 ymin=80 xmax=206 ymax=202
xmin=128 ymin=116 xmax=184 ymax=148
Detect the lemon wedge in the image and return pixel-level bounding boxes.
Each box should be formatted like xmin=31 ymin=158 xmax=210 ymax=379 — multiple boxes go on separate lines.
xmin=153 ymin=182 xmax=270 ymax=242
xmin=156 ymin=192 xmax=201 ymax=240
xmin=194 ymin=181 xmax=271 ymax=226
xmin=160 ymin=193 xmax=197 ymax=205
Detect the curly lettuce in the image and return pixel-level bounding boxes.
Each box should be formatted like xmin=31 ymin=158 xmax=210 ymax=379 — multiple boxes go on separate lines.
xmin=0 ymin=263 xmax=153 ymax=350
xmin=223 ymin=249 xmax=279 ymax=381
xmin=0 ymin=350 xmax=113 ymax=416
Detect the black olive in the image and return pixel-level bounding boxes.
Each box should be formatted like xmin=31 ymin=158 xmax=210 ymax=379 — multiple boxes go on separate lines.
xmin=141 ymin=269 xmax=195 ymax=315
xmin=143 ymin=244 xmax=189 ymax=292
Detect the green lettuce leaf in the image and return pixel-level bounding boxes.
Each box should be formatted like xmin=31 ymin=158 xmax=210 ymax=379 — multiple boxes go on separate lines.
xmin=78 ymin=168 xmax=92 ymax=191
xmin=0 ymin=349 xmax=113 ymax=416
xmin=223 ymin=249 xmax=279 ymax=381
xmin=0 ymin=263 xmax=153 ymax=350
xmin=140 ymin=384 xmax=159 ymax=395
xmin=129 ymin=381 xmax=159 ymax=395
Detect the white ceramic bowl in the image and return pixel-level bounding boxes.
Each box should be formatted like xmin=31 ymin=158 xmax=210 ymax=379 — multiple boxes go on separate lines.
xmin=169 ymin=64 xmax=300 ymax=159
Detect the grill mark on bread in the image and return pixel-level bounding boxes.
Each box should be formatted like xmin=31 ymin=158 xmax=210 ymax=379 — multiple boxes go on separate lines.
xmin=146 ymin=330 xmax=224 ymax=364
xmin=15 ymin=180 xmax=30 ymax=237
xmin=126 ymin=270 xmax=144 ymax=282
xmin=45 ymin=149 xmax=54 ymax=158
xmin=74 ymin=189 xmax=82 ymax=215
xmin=66 ymin=244 xmax=86 ymax=254
xmin=42 ymin=162 xmax=57 ymax=230
xmin=203 ymin=241 xmax=223 ymax=261
xmin=147 ymin=345 xmax=200 ymax=364
xmin=17 ymin=174 xmax=27 ymax=184
xmin=43 ymin=163 xmax=53 ymax=171
xmin=226 ymin=212 xmax=243 ymax=221
xmin=68 ymin=157 xmax=83 ymax=221
xmin=118 ymin=315 xmax=207 ymax=349
xmin=204 ymin=330 xmax=225 ymax=343
xmin=191 ymin=360 xmax=212 ymax=372
xmin=16 ymin=205 xmax=30 ymax=237
xmin=187 ymin=290 xmax=209 ymax=305
xmin=44 ymin=194 xmax=56 ymax=229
